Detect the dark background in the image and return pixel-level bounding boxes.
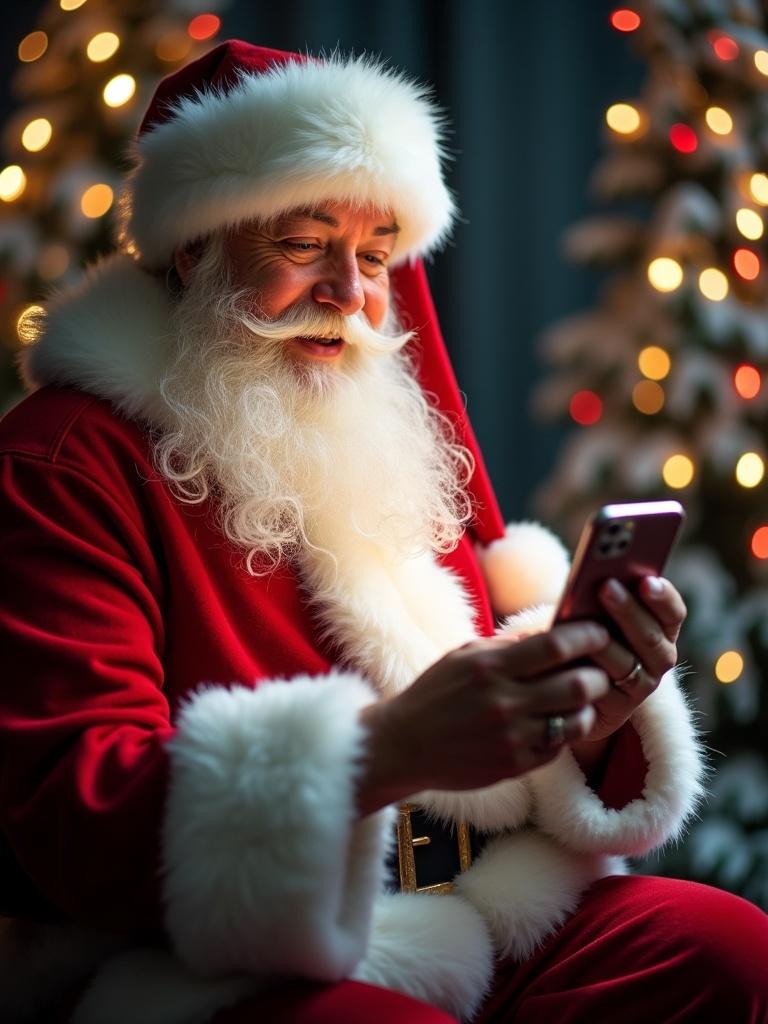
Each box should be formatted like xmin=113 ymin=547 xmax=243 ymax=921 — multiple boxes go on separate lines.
xmin=1 ymin=1 xmax=643 ymax=520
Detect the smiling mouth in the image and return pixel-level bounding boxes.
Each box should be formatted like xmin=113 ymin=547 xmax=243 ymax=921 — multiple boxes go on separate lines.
xmin=293 ymin=336 xmax=345 ymax=357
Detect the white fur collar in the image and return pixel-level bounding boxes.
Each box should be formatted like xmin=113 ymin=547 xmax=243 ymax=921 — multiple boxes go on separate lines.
xmin=22 ymin=254 xmax=174 ymax=426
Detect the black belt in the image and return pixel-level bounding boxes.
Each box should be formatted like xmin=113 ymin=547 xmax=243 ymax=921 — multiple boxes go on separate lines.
xmin=388 ymin=803 xmax=488 ymax=894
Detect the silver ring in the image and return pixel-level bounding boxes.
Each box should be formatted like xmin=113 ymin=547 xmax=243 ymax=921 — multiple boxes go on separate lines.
xmin=545 ymin=715 xmax=566 ymax=747
xmin=613 ymin=659 xmax=643 ymax=687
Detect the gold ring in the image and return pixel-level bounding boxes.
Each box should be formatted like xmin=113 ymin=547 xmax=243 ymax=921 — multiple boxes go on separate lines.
xmin=613 ymin=660 xmax=643 ymax=687
xmin=545 ymin=715 xmax=566 ymax=747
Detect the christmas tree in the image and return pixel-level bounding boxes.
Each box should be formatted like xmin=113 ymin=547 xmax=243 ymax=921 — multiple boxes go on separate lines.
xmin=0 ymin=0 xmax=230 ymax=410
xmin=536 ymin=0 xmax=768 ymax=907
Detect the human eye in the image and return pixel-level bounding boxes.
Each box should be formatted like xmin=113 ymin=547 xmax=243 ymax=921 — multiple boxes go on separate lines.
xmin=283 ymin=238 xmax=320 ymax=252
xmin=359 ymin=251 xmax=388 ymax=268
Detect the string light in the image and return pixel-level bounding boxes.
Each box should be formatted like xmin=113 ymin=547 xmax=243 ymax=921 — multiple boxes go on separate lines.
xmin=21 ymin=118 xmax=52 ymax=153
xmin=87 ymin=32 xmax=120 ymax=62
xmin=605 ymin=103 xmax=642 ymax=135
xmin=103 ymin=74 xmax=136 ymax=108
xmin=734 ymin=364 xmax=762 ymax=400
xmin=755 ymin=50 xmax=768 ymax=76
xmin=569 ymin=390 xmax=603 ymax=426
xmin=0 ymin=165 xmax=27 ymax=202
xmin=698 ymin=267 xmax=728 ymax=301
xmin=669 ymin=123 xmax=698 ymax=153
xmin=610 ymin=9 xmax=641 ymax=32
xmin=709 ymin=32 xmax=739 ymax=61
xmin=715 ymin=650 xmax=743 ymax=684
xmin=188 ymin=14 xmax=220 ymax=40
xmin=662 ymin=454 xmax=694 ymax=489
xmin=638 ymin=345 xmax=671 ymax=380
xmin=752 ymin=526 xmax=768 ymax=559
xmin=735 ymin=452 xmax=765 ymax=488
xmin=16 ymin=304 xmax=45 ymax=344
xmin=648 ymin=257 xmax=683 ymax=292
xmin=733 ymin=248 xmax=760 ymax=280
xmin=705 ymin=106 xmax=733 ymax=135
xmin=18 ymin=31 xmax=48 ymax=63
xmin=736 ymin=208 xmax=764 ymax=240
xmin=80 ymin=183 xmax=113 ymax=218
xmin=749 ymin=173 xmax=768 ymax=205
xmin=632 ymin=380 xmax=665 ymax=414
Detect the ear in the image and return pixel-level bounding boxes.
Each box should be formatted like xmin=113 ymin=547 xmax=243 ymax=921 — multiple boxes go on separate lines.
xmin=173 ymin=237 xmax=207 ymax=286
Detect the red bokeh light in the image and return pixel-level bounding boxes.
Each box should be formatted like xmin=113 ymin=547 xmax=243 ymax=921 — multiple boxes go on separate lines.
xmin=188 ymin=14 xmax=221 ymax=41
xmin=669 ymin=123 xmax=698 ymax=153
xmin=569 ymin=390 xmax=603 ymax=426
xmin=751 ymin=525 xmax=768 ymax=559
xmin=733 ymin=248 xmax=760 ymax=280
xmin=734 ymin=364 xmax=762 ymax=400
xmin=709 ymin=33 xmax=740 ymax=61
xmin=610 ymin=9 xmax=641 ymax=32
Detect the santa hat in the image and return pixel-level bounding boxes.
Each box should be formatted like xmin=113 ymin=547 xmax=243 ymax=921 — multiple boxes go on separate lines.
xmin=119 ymin=41 xmax=566 ymax=611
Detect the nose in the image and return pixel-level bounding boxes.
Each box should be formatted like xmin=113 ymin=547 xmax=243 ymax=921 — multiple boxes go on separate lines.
xmin=311 ymin=254 xmax=364 ymax=316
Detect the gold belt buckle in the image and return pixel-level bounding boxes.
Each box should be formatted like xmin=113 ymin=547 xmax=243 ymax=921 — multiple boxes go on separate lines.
xmin=396 ymin=803 xmax=473 ymax=894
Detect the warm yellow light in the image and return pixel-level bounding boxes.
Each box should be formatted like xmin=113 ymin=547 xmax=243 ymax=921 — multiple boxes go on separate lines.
xmin=715 ymin=650 xmax=743 ymax=683
xmin=18 ymin=31 xmax=48 ymax=63
xmin=606 ymin=102 xmax=642 ymax=135
xmin=699 ymin=267 xmax=729 ymax=301
xmin=705 ymin=106 xmax=733 ymax=135
xmin=0 ymin=164 xmax=27 ymax=202
xmin=648 ymin=257 xmax=683 ymax=292
xmin=103 ymin=74 xmax=136 ymax=108
xmin=38 ymin=243 xmax=70 ymax=281
xmin=735 ymin=452 xmax=765 ymax=488
xmin=156 ymin=30 xmax=192 ymax=62
xmin=87 ymin=32 xmax=119 ymax=62
xmin=16 ymin=304 xmax=45 ymax=345
xmin=61 ymin=0 xmax=88 ymax=8
xmin=22 ymin=118 xmax=52 ymax=153
xmin=662 ymin=454 xmax=694 ymax=489
xmin=638 ymin=345 xmax=671 ymax=380
xmin=80 ymin=183 xmax=114 ymax=218
xmin=749 ymin=173 xmax=768 ymax=206
xmin=736 ymin=208 xmax=764 ymax=240
xmin=632 ymin=380 xmax=665 ymax=414
xmin=755 ymin=50 xmax=768 ymax=75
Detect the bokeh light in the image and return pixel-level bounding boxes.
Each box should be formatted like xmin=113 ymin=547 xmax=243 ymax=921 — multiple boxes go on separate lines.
xmin=705 ymin=107 xmax=733 ymax=135
xmin=569 ymin=391 xmax=603 ymax=426
xmin=60 ymin=0 xmax=88 ymax=8
xmin=37 ymin=243 xmax=70 ymax=281
xmin=710 ymin=33 xmax=739 ymax=61
xmin=21 ymin=118 xmax=52 ymax=153
xmin=698 ymin=267 xmax=728 ymax=301
xmin=734 ymin=364 xmax=762 ymax=400
xmin=0 ymin=165 xmax=27 ymax=202
xmin=156 ymin=30 xmax=192 ymax=62
xmin=662 ymin=454 xmax=694 ymax=489
xmin=715 ymin=650 xmax=743 ymax=684
xmin=735 ymin=452 xmax=765 ymax=488
xmin=751 ymin=526 xmax=768 ymax=559
xmin=736 ymin=208 xmax=764 ymax=240
xmin=103 ymin=74 xmax=136 ymax=108
xmin=638 ymin=346 xmax=671 ymax=380
xmin=18 ymin=31 xmax=48 ymax=63
xmin=648 ymin=257 xmax=683 ymax=292
xmin=188 ymin=14 xmax=220 ymax=41
xmin=80 ymin=183 xmax=114 ymax=218
xmin=632 ymin=380 xmax=665 ymax=414
xmin=610 ymin=9 xmax=641 ymax=32
xmin=755 ymin=50 xmax=768 ymax=76
xmin=749 ymin=173 xmax=768 ymax=205
xmin=733 ymin=248 xmax=760 ymax=280
xmin=87 ymin=32 xmax=120 ymax=62
xmin=16 ymin=304 xmax=45 ymax=344
xmin=669 ymin=123 xmax=698 ymax=153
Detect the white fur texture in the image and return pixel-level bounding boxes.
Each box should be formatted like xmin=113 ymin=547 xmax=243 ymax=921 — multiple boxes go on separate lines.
xmin=353 ymin=893 xmax=493 ymax=1022
xmin=456 ymin=830 xmax=621 ymax=961
xmin=121 ymin=55 xmax=455 ymax=269
xmin=529 ymin=670 xmax=707 ymax=856
xmin=163 ymin=672 xmax=395 ymax=980
xmin=21 ymin=255 xmax=172 ymax=424
xmin=477 ymin=521 xmax=571 ymax=617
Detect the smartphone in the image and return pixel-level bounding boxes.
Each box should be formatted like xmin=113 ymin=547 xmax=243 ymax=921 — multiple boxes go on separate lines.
xmin=553 ymin=500 xmax=685 ymax=639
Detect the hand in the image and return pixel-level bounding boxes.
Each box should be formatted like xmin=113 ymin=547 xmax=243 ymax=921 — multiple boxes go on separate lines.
xmin=572 ymin=575 xmax=686 ymax=751
xmin=357 ymin=621 xmax=612 ymax=815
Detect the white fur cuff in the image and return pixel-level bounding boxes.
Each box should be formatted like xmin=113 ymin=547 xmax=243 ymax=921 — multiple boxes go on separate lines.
xmin=528 ymin=672 xmax=706 ymax=856
xmin=163 ymin=672 xmax=395 ymax=981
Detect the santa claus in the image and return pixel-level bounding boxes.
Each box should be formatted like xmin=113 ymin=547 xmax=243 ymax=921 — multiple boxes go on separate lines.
xmin=1 ymin=39 xmax=766 ymax=1024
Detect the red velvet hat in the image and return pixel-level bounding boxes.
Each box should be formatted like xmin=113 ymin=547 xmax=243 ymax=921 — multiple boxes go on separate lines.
xmin=121 ymin=41 xmax=506 ymax=547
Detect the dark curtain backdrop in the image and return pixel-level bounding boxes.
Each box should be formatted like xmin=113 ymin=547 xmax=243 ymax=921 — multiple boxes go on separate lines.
xmin=226 ymin=0 xmax=643 ymax=519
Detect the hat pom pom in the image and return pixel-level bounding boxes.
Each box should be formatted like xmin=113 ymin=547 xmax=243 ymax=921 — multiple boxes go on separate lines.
xmin=477 ymin=522 xmax=570 ymax=617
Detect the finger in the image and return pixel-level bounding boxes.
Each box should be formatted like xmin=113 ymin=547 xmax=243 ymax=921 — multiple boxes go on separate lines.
xmin=637 ymin=576 xmax=687 ymax=642
xmin=526 ymin=705 xmax=597 ymax=753
xmin=599 ymin=580 xmax=677 ymax=680
xmin=517 ymin=666 xmax=611 ymax=714
xmin=590 ymin=643 xmax=657 ymax=701
xmin=495 ymin=621 xmax=610 ymax=679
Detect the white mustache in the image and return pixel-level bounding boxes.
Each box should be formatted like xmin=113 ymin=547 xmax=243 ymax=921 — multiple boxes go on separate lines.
xmin=236 ymin=303 xmax=413 ymax=356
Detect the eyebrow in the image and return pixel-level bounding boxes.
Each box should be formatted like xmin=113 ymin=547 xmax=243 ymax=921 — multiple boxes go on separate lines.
xmin=284 ymin=207 xmax=400 ymax=236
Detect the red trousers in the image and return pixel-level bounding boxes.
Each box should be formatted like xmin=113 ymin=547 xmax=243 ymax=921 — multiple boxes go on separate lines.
xmin=212 ymin=876 xmax=768 ymax=1023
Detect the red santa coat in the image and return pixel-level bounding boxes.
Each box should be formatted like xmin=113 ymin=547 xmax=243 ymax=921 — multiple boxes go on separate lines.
xmin=0 ymin=256 xmax=705 ymax=1024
